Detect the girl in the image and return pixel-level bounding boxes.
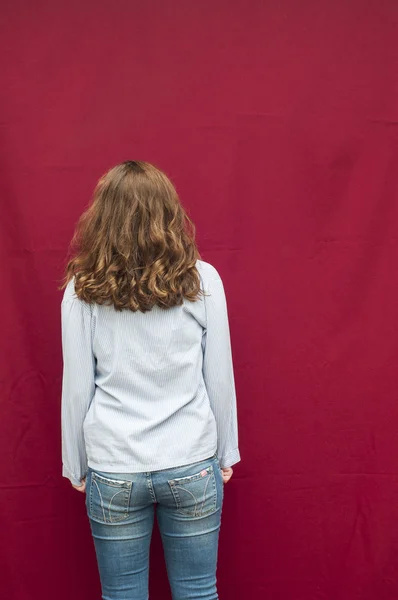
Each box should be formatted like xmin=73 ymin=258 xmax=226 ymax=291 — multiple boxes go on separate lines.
xmin=60 ymin=160 xmax=241 ymax=600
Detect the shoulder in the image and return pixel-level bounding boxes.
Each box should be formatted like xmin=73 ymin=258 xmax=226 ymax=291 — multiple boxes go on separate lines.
xmin=61 ymin=277 xmax=77 ymax=303
xmin=61 ymin=276 xmax=91 ymax=310
xmin=61 ymin=277 xmax=94 ymax=317
xmin=196 ymin=259 xmax=222 ymax=283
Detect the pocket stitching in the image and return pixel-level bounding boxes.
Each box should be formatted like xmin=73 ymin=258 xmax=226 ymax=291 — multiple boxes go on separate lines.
xmin=92 ymin=472 xmax=133 ymax=488
xmin=169 ymin=471 xmax=217 ymax=517
xmin=88 ymin=474 xmax=132 ymax=523
xmin=92 ymin=479 xmax=107 ymax=522
xmin=169 ymin=464 xmax=214 ymax=485
xmin=199 ymin=475 xmax=211 ymax=514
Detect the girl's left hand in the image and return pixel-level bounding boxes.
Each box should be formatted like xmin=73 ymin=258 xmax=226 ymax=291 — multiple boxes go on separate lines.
xmin=72 ymin=477 xmax=86 ymax=493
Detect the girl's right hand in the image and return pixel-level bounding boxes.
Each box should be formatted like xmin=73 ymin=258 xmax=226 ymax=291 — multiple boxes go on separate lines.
xmin=221 ymin=467 xmax=233 ymax=483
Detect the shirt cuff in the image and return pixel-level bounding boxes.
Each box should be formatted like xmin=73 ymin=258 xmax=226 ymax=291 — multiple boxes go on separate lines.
xmin=63 ymin=464 xmax=86 ymax=487
xmin=219 ymin=448 xmax=241 ymax=469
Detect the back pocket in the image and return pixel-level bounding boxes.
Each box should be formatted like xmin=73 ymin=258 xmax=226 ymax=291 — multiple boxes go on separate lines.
xmin=87 ymin=471 xmax=133 ymax=523
xmin=168 ymin=464 xmax=217 ymax=517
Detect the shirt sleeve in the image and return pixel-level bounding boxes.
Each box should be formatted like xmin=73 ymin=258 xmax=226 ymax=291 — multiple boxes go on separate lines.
xmin=60 ymin=290 xmax=96 ymax=486
xmin=201 ymin=273 xmax=241 ymax=469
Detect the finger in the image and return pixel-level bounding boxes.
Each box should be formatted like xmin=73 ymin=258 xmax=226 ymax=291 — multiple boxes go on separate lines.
xmin=72 ymin=484 xmax=85 ymax=492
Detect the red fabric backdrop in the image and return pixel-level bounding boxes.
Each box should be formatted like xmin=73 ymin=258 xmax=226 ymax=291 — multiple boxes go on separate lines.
xmin=2 ymin=1 xmax=398 ymax=598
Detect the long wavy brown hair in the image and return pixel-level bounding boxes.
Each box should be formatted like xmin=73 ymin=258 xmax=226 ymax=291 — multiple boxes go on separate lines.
xmin=58 ymin=160 xmax=205 ymax=312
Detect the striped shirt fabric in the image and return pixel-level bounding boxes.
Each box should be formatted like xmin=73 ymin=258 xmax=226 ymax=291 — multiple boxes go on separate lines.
xmin=61 ymin=259 xmax=241 ymax=486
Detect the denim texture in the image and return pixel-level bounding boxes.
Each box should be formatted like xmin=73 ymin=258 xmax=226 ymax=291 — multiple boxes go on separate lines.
xmin=85 ymin=452 xmax=224 ymax=600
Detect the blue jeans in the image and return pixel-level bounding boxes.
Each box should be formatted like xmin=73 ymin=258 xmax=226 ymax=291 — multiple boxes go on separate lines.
xmin=85 ymin=452 xmax=224 ymax=600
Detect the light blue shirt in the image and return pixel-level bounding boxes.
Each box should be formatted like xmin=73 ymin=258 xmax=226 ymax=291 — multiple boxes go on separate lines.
xmin=61 ymin=259 xmax=241 ymax=486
